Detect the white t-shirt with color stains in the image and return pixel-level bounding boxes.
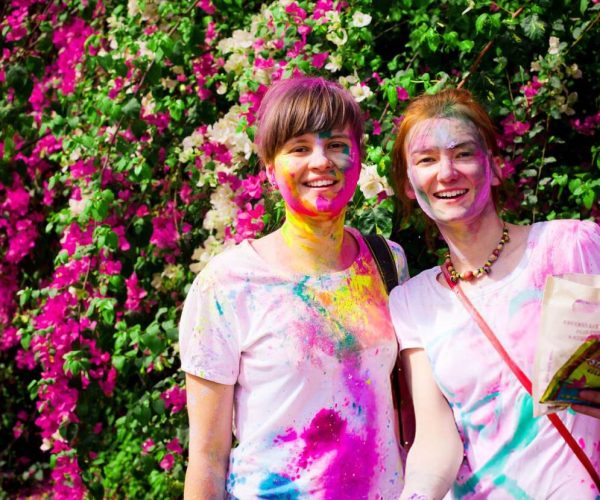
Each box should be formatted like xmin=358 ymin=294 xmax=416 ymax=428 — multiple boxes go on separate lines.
xmin=180 ymin=227 xmax=408 ymax=499
xmin=390 ymin=219 xmax=600 ymax=499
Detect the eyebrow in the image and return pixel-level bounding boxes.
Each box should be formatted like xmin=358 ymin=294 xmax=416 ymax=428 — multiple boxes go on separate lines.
xmin=409 ymin=140 xmax=477 ymax=155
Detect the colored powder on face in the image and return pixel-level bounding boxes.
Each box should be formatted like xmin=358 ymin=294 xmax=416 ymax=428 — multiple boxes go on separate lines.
xmin=406 ymin=117 xmax=495 ymax=222
xmin=416 ymin=188 xmax=432 ymax=208
xmin=257 ymin=473 xmax=301 ymax=499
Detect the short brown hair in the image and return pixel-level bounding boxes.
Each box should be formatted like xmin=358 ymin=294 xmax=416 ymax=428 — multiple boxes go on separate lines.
xmin=255 ymin=76 xmax=364 ymax=165
xmin=391 ymin=88 xmax=501 ymax=218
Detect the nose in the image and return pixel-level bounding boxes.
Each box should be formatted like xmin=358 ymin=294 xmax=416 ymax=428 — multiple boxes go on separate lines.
xmin=437 ymin=155 xmax=458 ymax=182
xmin=307 ymin=146 xmax=333 ymax=170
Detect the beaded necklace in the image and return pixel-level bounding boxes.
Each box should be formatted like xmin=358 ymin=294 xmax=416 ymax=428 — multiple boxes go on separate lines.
xmin=444 ymin=224 xmax=510 ymax=283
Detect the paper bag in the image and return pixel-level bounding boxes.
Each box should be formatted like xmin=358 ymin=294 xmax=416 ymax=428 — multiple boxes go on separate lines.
xmin=532 ymin=273 xmax=600 ymax=416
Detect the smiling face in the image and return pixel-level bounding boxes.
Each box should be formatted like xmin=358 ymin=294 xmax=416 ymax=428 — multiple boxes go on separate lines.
xmin=268 ymin=127 xmax=360 ymax=218
xmin=404 ymin=117 xmax=500 ymax=225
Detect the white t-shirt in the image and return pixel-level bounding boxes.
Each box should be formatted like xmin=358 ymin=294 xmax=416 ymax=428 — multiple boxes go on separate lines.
xmin=180 ymin=227 xmax=408 ymax=499
xmin=390 ymin=219 xmax=600 ymax=499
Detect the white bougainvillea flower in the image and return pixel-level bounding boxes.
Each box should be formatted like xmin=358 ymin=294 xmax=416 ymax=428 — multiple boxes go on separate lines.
xmin=217 ymin=29 xmax=255 ymax=54
xmin=548 ymin=36 xmax=560 ymax=55
xmin=190 ymin=235 xmax=234 ymax=273
xmin=327 ymin=28 xmax=348 ymax=46
xmin=202 ymin=184 xmax=239 ymax=238
xmin=358 ymin=163 xmax=393 ymax=199
xmin=351 ymin=12 xmax=372 ymax=28
xmin=350 ymin=83 xmax=373 ymax=103
xmin=325 ymin=54 xmax=342 ymax=73
xmin=207 ymin=106 xmax=254 ymax=161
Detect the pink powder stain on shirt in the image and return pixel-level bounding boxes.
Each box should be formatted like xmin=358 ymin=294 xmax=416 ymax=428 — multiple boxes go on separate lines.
xmin=271 ymin=358 xmax=381 ymax=498
xmin=298 ymin=407 xmax=378 ymax=499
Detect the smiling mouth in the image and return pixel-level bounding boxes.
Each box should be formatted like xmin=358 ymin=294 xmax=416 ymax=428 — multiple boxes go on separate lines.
xmin=304 ymin=180 xmax=337 ymax=188
xmin=434 ymin=189 xmax=468 ymax=199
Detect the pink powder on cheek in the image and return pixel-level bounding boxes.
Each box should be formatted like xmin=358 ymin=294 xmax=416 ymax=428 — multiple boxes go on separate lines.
xmin=314 ymin=159 xmax=360 ymax=214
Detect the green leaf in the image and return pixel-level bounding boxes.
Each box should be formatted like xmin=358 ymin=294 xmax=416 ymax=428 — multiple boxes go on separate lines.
xmin=582 ymin=188 xmax=596 ymax=209
xmin=580 ymin=0 xmax=589 ymax=13
xmin=386 ymin=85 xmax=398 ymax=109
xmin=122 ymin=97 xmax=141 ymax=118
xmin=521 ymin=14 xmax=546 ymax=41
xmin=475 ymin=13 xmax=488 ymax=34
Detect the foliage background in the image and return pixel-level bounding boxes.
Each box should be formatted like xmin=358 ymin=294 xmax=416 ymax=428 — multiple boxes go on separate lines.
xmin=1 ymin=0 xmax=599 ymax=497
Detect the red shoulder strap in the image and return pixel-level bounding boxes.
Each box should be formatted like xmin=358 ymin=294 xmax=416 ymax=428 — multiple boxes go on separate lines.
xmin=440 ymin=264 xmax=600 ymax=489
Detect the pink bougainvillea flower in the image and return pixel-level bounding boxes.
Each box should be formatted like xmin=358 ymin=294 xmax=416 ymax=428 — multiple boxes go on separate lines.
xmin=372 ymin=120 xmax=382 ymax=136
xmin=141 ymin=438 xmax=155 ymax=455
xmin=234 ymin=202 xmax=265 ymax=242
xmin=125 ymin=273 xmax=147 ymax=312
xmin=571 ymin=112 xmax=600 ymax=135
xmin=52 ymin=18 xmax=95 ymax=95
xmin=0 ymin=325 xmax=20 ymax=351
xmin=397 ymin=87 xmax=409 ymax=101
xmin=196 ymin=0 xmax=215 ymax=14
xmin=4 ymin=5 xmax=29 ymax=42
xmin=311 ymin=52 xmax=329 ymax=69
xmin=160 ymin=385 xmax=186 ymax=414
xmin=520 ymin=75 xmax=543 ymax=105
xmin=150 ymin=214 xmax=179 ymax=251
xmin=159 ymin=453 xmax=175 ymax=471
xmin=166 ymin=437 xmax=184 ymax=454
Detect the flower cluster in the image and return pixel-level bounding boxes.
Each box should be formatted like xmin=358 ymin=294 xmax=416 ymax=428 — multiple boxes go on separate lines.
xmin=1 ymin=0 xmax=599 ymax=497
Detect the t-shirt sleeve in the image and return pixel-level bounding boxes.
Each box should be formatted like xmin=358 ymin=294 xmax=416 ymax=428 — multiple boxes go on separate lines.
xmin=387 ymin=239 xmax=410 ymax=284
xmin=178 ymin=266 xmax=240 ymax=384
xmin=388 ymin=281 xmax=424 ymax=351
xmin=572 ymin=220 xmax=600 ymax=273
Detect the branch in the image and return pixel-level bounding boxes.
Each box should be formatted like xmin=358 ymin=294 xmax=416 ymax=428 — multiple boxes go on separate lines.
xmin=457 ymin=5 xmax=525 ymax=89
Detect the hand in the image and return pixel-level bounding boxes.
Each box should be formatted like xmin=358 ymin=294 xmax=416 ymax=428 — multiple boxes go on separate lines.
xmin=571 ymin=390 xmax=600 ymax=419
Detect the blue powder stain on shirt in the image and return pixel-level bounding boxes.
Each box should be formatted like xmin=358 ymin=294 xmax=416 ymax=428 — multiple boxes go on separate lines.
xmin=452 ymin=395 xmax=538 ymax=498
xmin=257 ymin=473 xmax=300 ymax=499
xmin=507 ymin=289 xmax=543 ymax=316
xmin=215 ymin=299 xmax=224 ymax=316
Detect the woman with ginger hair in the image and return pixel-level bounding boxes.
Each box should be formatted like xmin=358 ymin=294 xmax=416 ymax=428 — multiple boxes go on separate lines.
xmin=390 ymin=88 xmax=600 ymax=499
xmin=179 ymin=77 xmax=457 ymax=499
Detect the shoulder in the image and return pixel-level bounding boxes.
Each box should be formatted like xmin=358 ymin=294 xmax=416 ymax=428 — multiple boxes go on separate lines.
xmin=189 ymin=241 xmax=256 ymax=293
xmin=389 ymin=266 xmax=439 ymax=307
xmin=351 ymin=228 xmax=410 ymax=283
xmin=531 ymin=219 xmax=599 ymax=246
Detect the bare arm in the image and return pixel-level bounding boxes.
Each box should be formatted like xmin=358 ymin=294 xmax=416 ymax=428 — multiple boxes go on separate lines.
xmin=184 ymin=373 xmax=234 ymax=500
xmin=399 ymin=348 xmax=464 ymax=500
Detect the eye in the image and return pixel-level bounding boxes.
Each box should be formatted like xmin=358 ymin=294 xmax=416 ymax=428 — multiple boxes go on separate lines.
xmin=288 ymin=145 xmax=309 ymax=154
xmin=456 ymin=150 xmax=474 ymax=159
xmin=328 ymin=141 xmax=349 ymax=152
xmin=416 ymin=156 xmax=435 ymax=165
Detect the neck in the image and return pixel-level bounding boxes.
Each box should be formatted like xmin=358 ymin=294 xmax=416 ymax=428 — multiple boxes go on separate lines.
xmin=280 ymin=207 xmax=350 ymax=273
xmin=437 ymin=205 xmax=504 ymax=273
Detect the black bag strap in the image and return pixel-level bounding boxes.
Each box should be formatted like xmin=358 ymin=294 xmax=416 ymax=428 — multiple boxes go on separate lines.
xmin=363 ymin=234 xmax=399 ymax=294
xmin=363 ymin=234 xmax=415 ymax=450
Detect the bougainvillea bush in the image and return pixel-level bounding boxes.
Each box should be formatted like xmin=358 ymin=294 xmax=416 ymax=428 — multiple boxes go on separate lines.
xmin=1 ymin=0 xmax=599 ymax=496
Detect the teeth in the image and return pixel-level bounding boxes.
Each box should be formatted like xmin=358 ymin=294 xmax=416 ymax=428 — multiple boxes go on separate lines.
xmin=436 ymin=189 xmax=467 ymax=199
xmin=305 ymin=180 xmax=336 ymax=188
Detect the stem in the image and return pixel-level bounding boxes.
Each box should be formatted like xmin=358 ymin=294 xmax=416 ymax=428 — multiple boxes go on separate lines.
xmin=457 ymin=5 xmax=524 ymax=89
xmin=568 ymin=11 xmax=600 ymax=51
xmin=532 ymin=113 xmax=551 ymax=223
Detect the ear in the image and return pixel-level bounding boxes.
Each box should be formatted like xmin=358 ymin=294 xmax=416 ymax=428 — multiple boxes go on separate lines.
xmin=265 ymin=165 xmax=278 ymax=187
xmin=491 ymin=155 xmax=502 ymax=186
xmin=404 ymin=179 xmax=417 ymax=200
